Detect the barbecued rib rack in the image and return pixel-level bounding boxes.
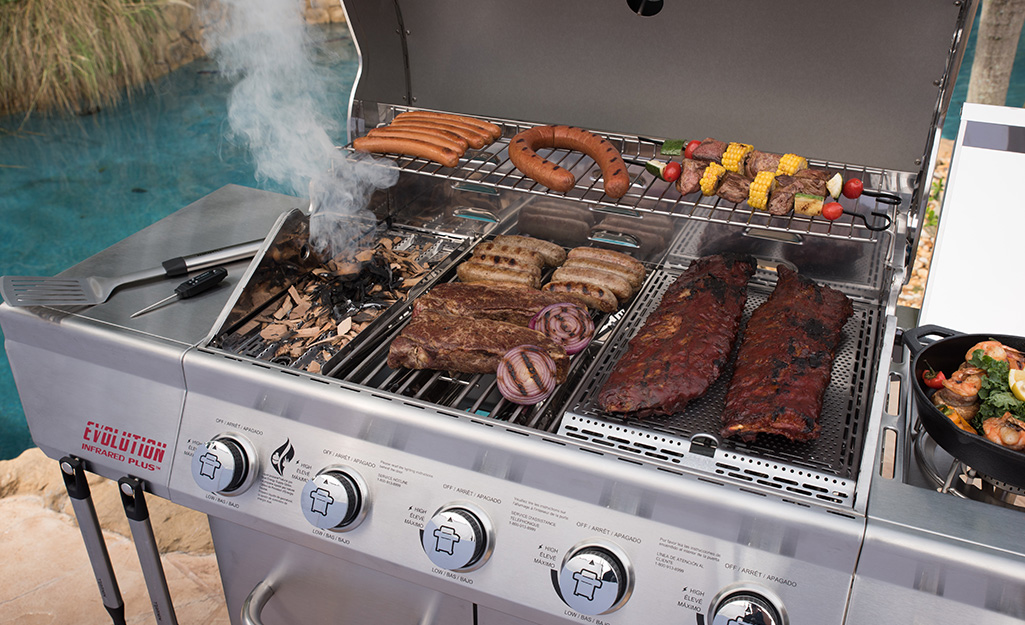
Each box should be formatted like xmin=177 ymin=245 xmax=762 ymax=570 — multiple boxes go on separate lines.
xmin=345 ymin=106 xmax=914 ymax=245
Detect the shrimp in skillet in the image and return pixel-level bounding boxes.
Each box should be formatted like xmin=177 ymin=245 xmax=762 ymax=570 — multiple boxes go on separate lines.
xmin=965 ymin=340 xmax=1025 ymax=370
xmin=982 ymin=412 xmax=1025 ymax=451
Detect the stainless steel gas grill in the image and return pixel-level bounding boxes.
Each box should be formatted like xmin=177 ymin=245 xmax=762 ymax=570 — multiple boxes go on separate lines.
xmin=9 ymin=1 xmax=1025 ymax=625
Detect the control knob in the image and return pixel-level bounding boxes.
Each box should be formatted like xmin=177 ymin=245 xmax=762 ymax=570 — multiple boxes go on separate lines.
xmin=711 ymin=589 xmax=785 ymax=625
xmin=421 ymin=504 xmax=493 ymax=572
xmin=191 ymin=434 xmax=257 ymax=495
xmin=300 ymin=467 xmax=368 ymax=531
xmin=557 ymin=543 xmax=632 ymax=615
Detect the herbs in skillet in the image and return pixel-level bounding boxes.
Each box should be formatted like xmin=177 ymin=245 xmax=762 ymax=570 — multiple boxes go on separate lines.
xmin=968 ymin=351 xmax=1025 ymax=432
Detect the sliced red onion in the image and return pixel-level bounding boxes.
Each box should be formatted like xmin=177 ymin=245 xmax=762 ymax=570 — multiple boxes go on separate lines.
xmin=496 ymin=345 xmax=557 ymax=405
xmin=529 ymin=303 xmax=595 ymax=355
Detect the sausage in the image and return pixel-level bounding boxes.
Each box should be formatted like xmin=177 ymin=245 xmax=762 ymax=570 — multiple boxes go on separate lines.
xmin=394 ymin=111 xmax=502 ymax=141
xmin=566 ymin=247 xmax=646 ymax=277
xmin=507 ymin=125 xmax=631 ymax=199
xmin=551 ymin=266 xmax=633 ymax=301
xmin=542 ymin=281 xmax=618 ymax=313
xmin=564 ymin=257 xmax=643 ymax=290
xmin=470 ymin=253 xmax=543 ymax=278
xmin=493 ymin=235 xmax=567 ymax=266
xmin=457 ymin=261 xmax=541 ymax=288
xmin=391 ymin=118 xmax=490 ymax=149
xmin=352 ymin=135 xmax=460 ymax=167
xmin=372 ymin=122 xmax=469 ymax=151
xmin=472 ymin=242 xmax=545 ymax=269
xmin=365 ymin=128 xmax=466 ymax=155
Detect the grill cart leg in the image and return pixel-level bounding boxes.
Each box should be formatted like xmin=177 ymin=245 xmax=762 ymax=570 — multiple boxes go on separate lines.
xmin=118 ymin=477 xmax=179 ymax=625
xmin=59 ymin=456 xmax=127 ymax=625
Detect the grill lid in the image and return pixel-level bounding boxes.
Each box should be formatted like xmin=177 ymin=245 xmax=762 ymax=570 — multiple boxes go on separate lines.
xmin=343 ymin=0 xmax=975 ymax=172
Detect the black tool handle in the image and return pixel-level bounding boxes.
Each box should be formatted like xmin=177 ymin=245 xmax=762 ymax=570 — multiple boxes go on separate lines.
xmin=173 ymin=266 xmax=228 ymax=298
xmin=60 ymin=457 xmax=127 ymax=625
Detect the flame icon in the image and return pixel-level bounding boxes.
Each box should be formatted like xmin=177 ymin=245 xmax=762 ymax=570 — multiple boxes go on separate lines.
xmin=270 ymin=439 xmax=295 ymax=476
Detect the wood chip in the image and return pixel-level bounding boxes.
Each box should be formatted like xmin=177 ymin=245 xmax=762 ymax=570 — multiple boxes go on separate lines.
xmin=260 ymin=324 xmax=289 ymax=340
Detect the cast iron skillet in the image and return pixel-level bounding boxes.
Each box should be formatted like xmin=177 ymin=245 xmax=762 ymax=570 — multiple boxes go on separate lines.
xmin=904 ymin=325 xmax=1025 ymax=490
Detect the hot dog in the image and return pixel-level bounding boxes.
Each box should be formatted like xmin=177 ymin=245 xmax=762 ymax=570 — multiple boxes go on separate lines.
xmin=492 ymin=235 xmax=567 ymax=267
xmin=472 ymin=242 xmax=545 ymax=269
xmin=564 ymin=257 xmax=643 ymax=291
xmin=551 ymin=266 xmax=633 ymax=301
xmin=391 ymin=118 xmax=490 ymax=149
xmin=352 ymin=135 xmax=460 ymax=168
xmin=394 ymin=111 xmax=502 ymax=141
xmin=372 ymin=122 xmax=470 ymax=151
xmin=542 ymin=281 xmax=618 ymax=313
xmin=365 ymin=128 xmax=466 ymax=154
xmin=508 ymin=125 xmax=631 ymax=199
xmin=457 ymin=261 xmax=541 ymax=288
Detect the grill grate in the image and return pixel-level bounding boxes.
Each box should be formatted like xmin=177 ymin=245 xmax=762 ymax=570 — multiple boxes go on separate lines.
xmin=560 ymin=265 xmax=883 ymax=505
xmin=347 ymin=107 xmax=912 ymax=246
xmin=327 ymin=277 xmax=626 ymax=433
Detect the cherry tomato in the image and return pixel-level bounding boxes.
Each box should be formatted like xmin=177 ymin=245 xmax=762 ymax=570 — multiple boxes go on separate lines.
xmin=662 ymin=160 xmax=682 ymax=182
xmin=822 ymin=202 xmax=844 ymax=220
xmin=684 ymin=140 xmax=701 ymax=160
xmin=842 ymin=178 xmax=864 ymax=199
xmin=922 ymin=368 xmax=946 ymax=389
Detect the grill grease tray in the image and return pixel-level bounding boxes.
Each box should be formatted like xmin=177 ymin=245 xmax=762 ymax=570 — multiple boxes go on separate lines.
xmin=561 ymin=264 xmax=884 ymax=506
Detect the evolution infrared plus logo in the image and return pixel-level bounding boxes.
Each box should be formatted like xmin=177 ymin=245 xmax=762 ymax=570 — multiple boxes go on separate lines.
xmin=81 ymin=420 xmax=168 ymax=472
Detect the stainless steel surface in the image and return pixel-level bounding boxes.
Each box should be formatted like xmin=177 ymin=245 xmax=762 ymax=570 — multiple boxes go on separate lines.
xmin=344 ymin=0 xmax=971 ymax=174
xmin=0 ymin=0 xmax=994 ymax=622
xmin=0 ymin=184 xmax=296 ymax=493
xmin=0 ymin=239 xmax=260 ymax=307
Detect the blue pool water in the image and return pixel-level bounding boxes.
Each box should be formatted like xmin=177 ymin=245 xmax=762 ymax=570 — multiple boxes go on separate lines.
xmin=0 ymin=23 xmax=356 ymax=459
xmin=3 ymin=18 xmax=1025 ymax=460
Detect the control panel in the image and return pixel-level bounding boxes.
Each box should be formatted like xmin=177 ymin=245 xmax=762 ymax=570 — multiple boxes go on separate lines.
xmin=171 ymin=369 xmax=856 ymax=625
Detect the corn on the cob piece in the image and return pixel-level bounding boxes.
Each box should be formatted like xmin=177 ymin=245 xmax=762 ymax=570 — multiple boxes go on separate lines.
xmin=775 ymin=153 xmax=808 ymax=176
xmin=721 ymin=142 xmax=753 ymax=173
xmin=747 ymin=171 xmax=777 ymax=210
xmin=699 ymin=162 xmax=727 ymax=196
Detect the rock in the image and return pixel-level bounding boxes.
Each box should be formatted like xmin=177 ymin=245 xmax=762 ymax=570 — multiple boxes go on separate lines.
xmin=1 ymin=448 xmax=213 ymax=554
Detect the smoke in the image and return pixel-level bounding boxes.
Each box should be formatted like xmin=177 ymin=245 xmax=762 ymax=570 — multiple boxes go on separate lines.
xmin=203 ymin=0 xmax=397 ymax=258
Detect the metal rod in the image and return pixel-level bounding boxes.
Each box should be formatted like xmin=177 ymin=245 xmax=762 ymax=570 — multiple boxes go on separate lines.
xmin=60 ymin=457 xmax=127 ymax=625
xmin=118 ymin=477 xmax=178 ymax=625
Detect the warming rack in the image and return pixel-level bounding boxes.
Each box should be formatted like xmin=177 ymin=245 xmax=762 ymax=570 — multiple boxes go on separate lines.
xmin=346 ymin=108 xmax=913 ymax=245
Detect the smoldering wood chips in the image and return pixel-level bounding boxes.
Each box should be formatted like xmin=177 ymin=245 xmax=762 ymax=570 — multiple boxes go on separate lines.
xmin=233 ymin=235 xmax=434 ymax=374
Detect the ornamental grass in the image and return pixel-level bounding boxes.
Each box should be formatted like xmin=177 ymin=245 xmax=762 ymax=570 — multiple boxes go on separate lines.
xmin=0 ymin=0 xmax=177 ymax=119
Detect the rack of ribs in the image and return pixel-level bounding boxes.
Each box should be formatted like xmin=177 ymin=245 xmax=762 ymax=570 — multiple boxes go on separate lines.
xmin=721 ymin=265 xmax=854 ymax=442
xmin=598 ymin=253 xmax=756 ymax=416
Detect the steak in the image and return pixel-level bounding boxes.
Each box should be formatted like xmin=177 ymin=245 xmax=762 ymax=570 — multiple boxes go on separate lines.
xmin=388 ymin=312 xmax=570 ymax=382
xmin=676 ymin=158 xmax=707 ymax=195
xmin=413 ymin=282 xmax=573 ymax=326
xmin=691 ymin=137 xmax=727 ymax=163
xmin=744 ymin=150 xmax=782 ymax=178
xmin=720 ymin=265 xmax=854 ymax=442
xmin=717 ymin=172 xmax=752 ymax=204
xmin=597 ymin=253 xmax=756 ymax=416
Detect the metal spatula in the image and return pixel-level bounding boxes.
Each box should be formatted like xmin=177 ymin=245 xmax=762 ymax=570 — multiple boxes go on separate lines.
xmin=1 ymin=239 xmax=264 ymax=307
